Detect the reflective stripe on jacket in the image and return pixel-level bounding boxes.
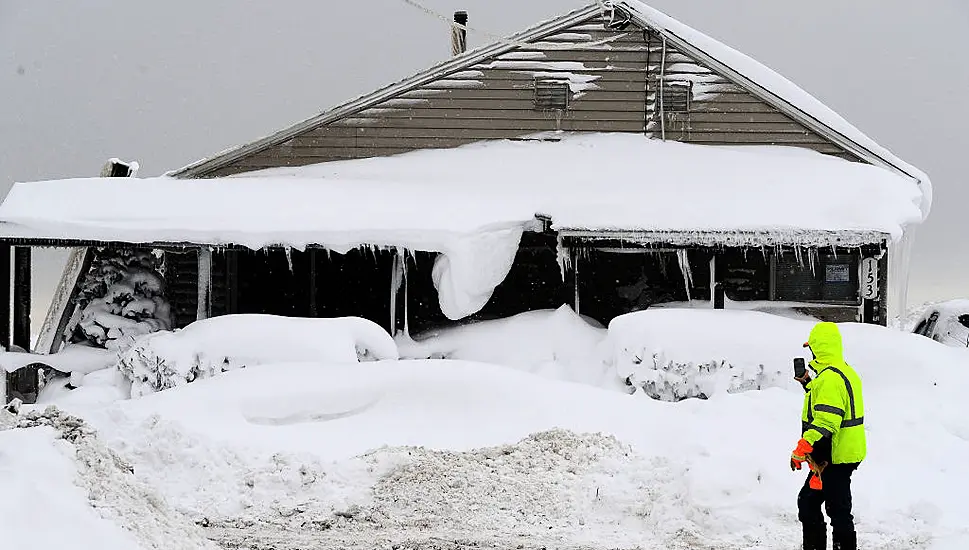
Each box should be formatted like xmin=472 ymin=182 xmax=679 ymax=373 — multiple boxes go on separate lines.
xmin=801 ymin=322 xmax=866 ymax=464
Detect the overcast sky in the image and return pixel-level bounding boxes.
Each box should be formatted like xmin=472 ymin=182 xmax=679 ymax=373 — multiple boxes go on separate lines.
xmin=1 ymin=0 xmax=966 ymax=322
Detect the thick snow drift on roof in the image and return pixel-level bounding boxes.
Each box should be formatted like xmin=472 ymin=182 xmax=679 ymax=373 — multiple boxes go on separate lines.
xmin=0 ymin=134 xmax=921 ymax=245
xmin=617 ymin=0 xmax=932 ymax=216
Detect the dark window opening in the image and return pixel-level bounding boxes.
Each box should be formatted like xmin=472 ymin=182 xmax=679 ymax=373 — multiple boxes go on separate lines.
xmin=576 ymin=249 xmax=712 ymax=326
xmin=719 ymin=249 xmax=770 ymax=302
xmin=534 ymin=78 xmax=571 ymax=111
xmin=773 ymin=252 xmax=859 ymax=304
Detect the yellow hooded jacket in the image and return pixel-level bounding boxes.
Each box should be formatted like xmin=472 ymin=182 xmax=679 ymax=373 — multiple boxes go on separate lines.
xmin=801 ymin=322 xmax=866 ymax=464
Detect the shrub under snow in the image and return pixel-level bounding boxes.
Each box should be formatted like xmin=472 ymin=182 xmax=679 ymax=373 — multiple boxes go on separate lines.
xmin=70 ymin=248 xmax=173 ymax=351
xmin=117 ymin=314 xmax=399 ymax=396
xmin=607 ymin=309 xmax=803 ymax=401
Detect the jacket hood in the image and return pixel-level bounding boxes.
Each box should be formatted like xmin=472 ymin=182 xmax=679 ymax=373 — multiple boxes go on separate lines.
xmin=806 ymin=322 xmax=846 ymax=371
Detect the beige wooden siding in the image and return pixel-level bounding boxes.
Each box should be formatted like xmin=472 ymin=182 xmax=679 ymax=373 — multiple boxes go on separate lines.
xmin=207 ymin=15 xmax=860 ymax=177
xmin=208 ymin=14 xmax=650 ymax=176
xmin=644 ymin=34 xmax=858 ymax=160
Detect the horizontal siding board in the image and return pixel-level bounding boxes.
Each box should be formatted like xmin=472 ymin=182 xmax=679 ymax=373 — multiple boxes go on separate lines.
xmin=495 ymin=50 xmax=649 ymax=63
xmin=422 ymin=78 xmax=648 ymax=93
xmin=659 ymin=121 xmax=818 ymax=133
xmin=363 ymin=108 xmax=647 ymax=122
xmin=402 ymin=88 xmax=647 ymax=102
xmin=662 ymin=132 xmax=839 ymax=144
xmin=358 ymin=98 xmax=646 ymax=112
xmin=302 ymin=127 xmax=540 ymax=140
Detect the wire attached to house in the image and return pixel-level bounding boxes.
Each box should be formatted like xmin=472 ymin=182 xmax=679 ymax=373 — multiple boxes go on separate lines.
xmin=398 ymin=0 xmax=634 ymax=51
xmin=659 ymin=34 xmax=667 ymax=140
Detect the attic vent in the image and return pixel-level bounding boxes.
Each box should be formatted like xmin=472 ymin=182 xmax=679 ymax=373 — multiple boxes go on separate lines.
xmin=533 ymin=78 xmax=571 ymax=111
xmin=655 ymin=81 xmax=692 ymax=117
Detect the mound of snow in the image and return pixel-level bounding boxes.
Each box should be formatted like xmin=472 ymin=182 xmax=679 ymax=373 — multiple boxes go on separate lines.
xmin=0 ymin=407 xmax=215 ymax=550
xmin=35 ymin=310 xmax=969 ymax=549
xmin=607 ymin=309 xmax=811 ymax=400
xmin=117 ymin=314 xmax=398 ymax=396
xmin=0 ymin=344 xmax=116 ymax=374
xmin=398 ymin=305 xmax=617 ymax=389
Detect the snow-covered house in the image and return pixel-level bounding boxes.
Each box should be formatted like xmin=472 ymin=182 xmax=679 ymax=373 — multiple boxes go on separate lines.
xmin=0 ymin=1 xmax=930 ymax=358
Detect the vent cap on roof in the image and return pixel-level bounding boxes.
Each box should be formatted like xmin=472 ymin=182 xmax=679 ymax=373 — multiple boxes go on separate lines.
xmin=452 ymin=11 xmax=468 ymax=56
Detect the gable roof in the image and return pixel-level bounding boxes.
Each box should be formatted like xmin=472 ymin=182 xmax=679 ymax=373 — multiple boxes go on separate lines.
xmin=168 ymin=1 xmax=931 ymax=217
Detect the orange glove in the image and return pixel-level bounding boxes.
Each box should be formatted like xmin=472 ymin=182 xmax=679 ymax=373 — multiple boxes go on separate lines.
xmin=808 ymin=472 xmax=823 ymax=490
xmin=790 ymin=438 xmax=813 ymax=471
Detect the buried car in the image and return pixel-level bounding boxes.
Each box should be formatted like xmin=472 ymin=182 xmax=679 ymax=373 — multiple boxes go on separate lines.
xmin=912 ymin=299 xmax=969 ymax=348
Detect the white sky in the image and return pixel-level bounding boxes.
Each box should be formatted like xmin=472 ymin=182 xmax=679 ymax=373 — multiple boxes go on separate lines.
xmin=1 ymin=0 xmax=966 ymax=320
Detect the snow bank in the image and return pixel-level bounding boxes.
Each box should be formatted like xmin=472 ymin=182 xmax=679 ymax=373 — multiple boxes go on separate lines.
xmin=117 ymin=314 xmax=398 ymax=396
xmin=0 ymin=407 xmax=215 ymax=550
xmin=26 ymin=310 xmax=969 ymax=548
xmin=398 ymin=305 xmax=616 ymax=389
xmin=0 ymin=344 xmax=116 ymax=374
xmin=65 ymin=337 xmax=969 ymax=549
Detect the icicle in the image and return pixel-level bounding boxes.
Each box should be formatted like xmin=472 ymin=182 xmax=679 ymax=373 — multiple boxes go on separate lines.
xmin=556 ymin=236 xmax=572 ymax=282
xmin=402 ymin=249 xmax=410 ymax=339
xmin=390 ymin=247 xmax=405 ymax=336
xmin=676 ymin=249 xmax=693 ymax=302
xmin=808 ymin=248 xmax=817 ymax=276
xmin=284 ymin=247 xmax=294 ymax=273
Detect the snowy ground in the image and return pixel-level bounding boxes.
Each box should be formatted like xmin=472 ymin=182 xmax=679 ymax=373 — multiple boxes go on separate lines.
xmin=2 ymin=309 xmax=968 ymax=550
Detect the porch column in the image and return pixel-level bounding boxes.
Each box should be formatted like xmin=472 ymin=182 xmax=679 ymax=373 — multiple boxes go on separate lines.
xmin=859 ymin=247 xmax=887 ymax=326
xmin=13 ymin=247 xmax=31 ymax=351
xmin=0 ymin=245 xmax=9 ymax=350
xmin=197 ymin=247 xmax=212 ymax=321
xmin=572 ymin=251 xmax=581 ymax=316
xmin=308 ymin=248 xmax=318 ymax=317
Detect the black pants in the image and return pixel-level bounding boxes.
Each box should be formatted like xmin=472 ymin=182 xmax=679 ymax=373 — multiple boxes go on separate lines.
xmin=797 ymin=462 xmax=860 ymax=547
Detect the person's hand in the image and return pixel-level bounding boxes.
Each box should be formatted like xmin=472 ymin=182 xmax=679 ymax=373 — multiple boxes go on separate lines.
xmin=790 ymin=438 xmax=813 ymax=471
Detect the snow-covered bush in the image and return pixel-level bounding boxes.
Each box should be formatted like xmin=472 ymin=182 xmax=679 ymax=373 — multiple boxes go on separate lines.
xmin=70 ymin=248 xmax=173 ymax=351
xmin=117 ymin=314 xmax=399 ymax=397
xmin=607 ymin=309 xmax=804 ymax=401
xmin=620 ymin=350 xmax=777 ymax=401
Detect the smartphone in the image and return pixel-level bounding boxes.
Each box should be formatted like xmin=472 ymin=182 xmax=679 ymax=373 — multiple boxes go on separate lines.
xmin=793 ymin=357 xmax=807 ymax=379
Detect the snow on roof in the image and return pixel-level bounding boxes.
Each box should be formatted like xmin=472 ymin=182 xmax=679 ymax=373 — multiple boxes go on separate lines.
xmin=0 ymin=134 xmax=922 ymax=249
xmin=614 ymin=0 xmax=932 ymax=216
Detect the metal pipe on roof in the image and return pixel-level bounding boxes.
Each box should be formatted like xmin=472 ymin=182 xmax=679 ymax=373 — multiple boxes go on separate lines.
xmin=451 ymin=11 xmax=468 ymax=56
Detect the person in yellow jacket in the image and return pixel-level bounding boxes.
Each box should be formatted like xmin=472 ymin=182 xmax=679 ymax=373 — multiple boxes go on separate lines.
xmin=790 ymin=322 xmax=866 ymax=550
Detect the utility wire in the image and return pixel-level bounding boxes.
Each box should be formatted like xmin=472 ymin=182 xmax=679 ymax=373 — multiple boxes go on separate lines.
xmin=397 ymin=0 xmax=633 ymax=51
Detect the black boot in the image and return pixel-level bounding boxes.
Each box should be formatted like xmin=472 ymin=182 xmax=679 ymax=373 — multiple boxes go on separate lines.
xmin=833 ymin=530 xmax=857 ymax=550
xmin=802 ymin=523 xmax=827 ymax=550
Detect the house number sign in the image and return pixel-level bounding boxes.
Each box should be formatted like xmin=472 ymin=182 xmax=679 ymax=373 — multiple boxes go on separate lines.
xmin=861 ymin=258 xmax=879 ymax=300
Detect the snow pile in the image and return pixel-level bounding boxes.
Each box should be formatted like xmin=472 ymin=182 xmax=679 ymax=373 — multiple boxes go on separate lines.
xmin=607 ymin=309 xmax=808 ymax=400
xmin=59 ymin=340 xmax=969 ymax=549
xmin=398 ymin=305 xmax=617 ymax=389
xmin=23 ymin=310 xmax=969 ymax=549
xmin=0 ymin=344 xmax=116 ymax=375
xmin=0 ymin=407 xmax=215 ymax=550
xmin=910 ymin=299 xmax=969 ymax=349
xmin=70 ymin=249 xmax=173 ymax=351
xmin=117 ymin=314 xmax=398 ymax=396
